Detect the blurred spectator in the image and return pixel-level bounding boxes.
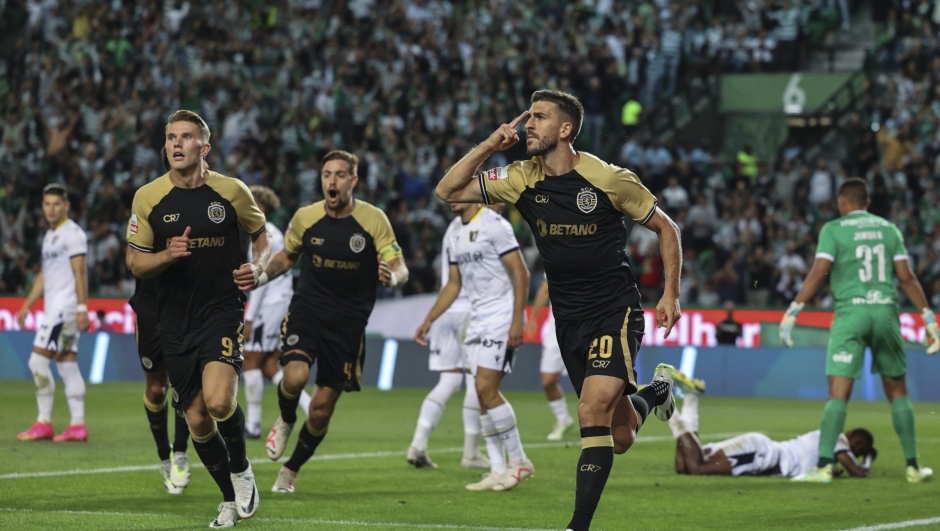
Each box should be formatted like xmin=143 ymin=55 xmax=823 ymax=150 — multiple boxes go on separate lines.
xmin=716 ymin=301 xmax=743 ymax=345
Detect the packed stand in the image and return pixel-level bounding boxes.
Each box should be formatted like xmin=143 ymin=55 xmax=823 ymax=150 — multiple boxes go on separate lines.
xmin=0 ymin=0 xmax=851 ymax=300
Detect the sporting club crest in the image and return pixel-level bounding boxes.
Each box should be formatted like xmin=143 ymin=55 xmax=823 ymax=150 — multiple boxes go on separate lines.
xmin=469 ymin=231 xmax=478 ymax=242
xmin=141 ymin=357 xmax=153 ymax=369
xmin=349 ymin=233 xmax=366 ymax=253
xmin=577 ymin=187 xmax=597 ymax=214
xmin=208 ymin=202 xmax=226 ymax=223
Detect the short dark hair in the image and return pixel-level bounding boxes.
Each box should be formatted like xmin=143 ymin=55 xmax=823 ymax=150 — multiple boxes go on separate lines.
xmin=43 ymin=183 xmax=69 ymax=200
xmin=166 ymin=110 xmax=211 ymax=142
xmin=322 ymin=150 xmax=359 ymax=175
xmin=839 ymin=177 xmax=869 ymax=206
xmin=531 ymin=90 xmax=584 ymax=140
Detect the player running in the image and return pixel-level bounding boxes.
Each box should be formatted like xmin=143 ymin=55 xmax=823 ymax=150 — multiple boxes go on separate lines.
xmin=406 ymin=203 xmax=489 ymax=471
xmin=669 ymin=377 xmax=876 ymax=478
xmin=526 ymin=274 xmax=575 ymax=441
xmin=242 ymin=186 xmax=311 ymax=439
xmin=17 ymin=184 xmax=90 ymax=443
xmin=436 ymin=89 xmax=681 ymax=531
xmin=260 ymin=150 xmax=409 ymax=494
xmin=781 ymin=177 xmax=938 ymax=484
xmin=414 ymin=201 xmax=532 ymax=491
xmin=132 ymin=277 xmax=192 ymax=494
xmin=127 ymin=110 xmax=272 ymax=527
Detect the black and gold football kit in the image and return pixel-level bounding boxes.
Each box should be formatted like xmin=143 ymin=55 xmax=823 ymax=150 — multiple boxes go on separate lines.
xmin=279 ymin=199 xmax=402 ymax=392
xmin=129 ymin=278 xmax=163 ymax=373
xmin=479 ymin=152 xmax=657 ymax=395
xmin=127 ymin=171 xmax=266 ymax=407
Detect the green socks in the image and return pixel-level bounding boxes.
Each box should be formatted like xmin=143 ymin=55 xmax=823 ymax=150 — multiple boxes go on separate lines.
xmin=891 ymin=396 xmax=919 ymax=468
xmin=816 ymin=398 xmax=847 ymax=467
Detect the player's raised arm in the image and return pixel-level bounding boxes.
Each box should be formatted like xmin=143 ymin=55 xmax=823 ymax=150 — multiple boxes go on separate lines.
xmin=642 ymin=207 xmax=682 ymax=338
xmin=415 ymin=264 xmax=463 ymax=346
xmin=436 ymin=111 xmax=528 ymax=203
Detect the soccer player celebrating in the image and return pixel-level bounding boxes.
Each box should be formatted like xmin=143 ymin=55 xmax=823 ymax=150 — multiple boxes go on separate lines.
xmin=17 ymin=184 xmax=91 ymax=442
xmin=414 ymin=201 xmax=532 ymax=491
xmin=781 ymin=178 xmax=938 ymax=483
xmin=126 ymin=110 xmax=272 ymax=527
xmin=436 ymin=90 xmax=681 ymax=531
xmin=132 ymin=275 xmax=192 ymax=494
xmin=526 ymin=274 xmax=575 ymax=441
xmin=242 ymin=186 xmax=311 ymax=439
xmin=261 ymin=150 xmax=409 ymax=494
xmin=669 ymin=376 xmax=877 ymax=479
xmin=406 ymin=203 xmax=489 ymax=470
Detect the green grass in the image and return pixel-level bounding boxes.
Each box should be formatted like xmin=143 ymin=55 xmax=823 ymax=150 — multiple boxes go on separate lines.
xmin=1 ymin=382 xmax=939 ymax=531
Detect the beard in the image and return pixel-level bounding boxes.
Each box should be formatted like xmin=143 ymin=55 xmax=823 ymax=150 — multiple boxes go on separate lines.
xmin=527 ymin=135 xmax=557 ymax=157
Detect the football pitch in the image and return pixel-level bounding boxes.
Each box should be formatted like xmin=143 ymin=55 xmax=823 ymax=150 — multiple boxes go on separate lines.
xmin=1 ymin=382 xmax=938 ymax=531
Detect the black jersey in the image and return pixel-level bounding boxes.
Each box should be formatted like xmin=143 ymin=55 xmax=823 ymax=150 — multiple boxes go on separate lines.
xmin=283 ymin=199 xmax=402 ymax=329
xmin=128 ymin=277 xmax=159 ymax=319
xmin=479 ymin=152 xmax=657 ymax=321
xmin=126 ymin=171 xmax=266 ymax=333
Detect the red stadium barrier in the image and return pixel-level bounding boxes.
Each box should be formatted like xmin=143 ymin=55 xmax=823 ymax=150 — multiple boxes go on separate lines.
xmin=0 ymin=297 xmax=928 ymax=348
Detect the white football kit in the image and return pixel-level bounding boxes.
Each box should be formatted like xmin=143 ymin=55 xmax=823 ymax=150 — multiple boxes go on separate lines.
xmin=538 ymin=274 xmax=565 ymax=374
xmin=245 ymin=222 xmax=293 ymax=352
xmin=428 ymin=217 xmax=470 ymax=371
xmin=33 ymin=219 xmax=87 ymax=353
xmin=703 ymin=430 xmax=853 ymax=477
xmin=449 ymin=208 xmax=519 ymax=374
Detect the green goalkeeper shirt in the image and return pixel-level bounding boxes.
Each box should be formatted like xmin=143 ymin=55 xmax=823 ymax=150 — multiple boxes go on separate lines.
xmin=815 ymin=210 xmax=908 ymax=312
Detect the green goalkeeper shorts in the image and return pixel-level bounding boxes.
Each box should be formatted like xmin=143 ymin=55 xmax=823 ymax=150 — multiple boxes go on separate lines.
xmin=827 ymin=305 xmax=906 ymax=379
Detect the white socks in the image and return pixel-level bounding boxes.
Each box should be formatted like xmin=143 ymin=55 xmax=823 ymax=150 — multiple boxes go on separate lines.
xmin=683 ymin=394 xmax=700 ymax=433
xmin=243 ymin=369 xmax=263 ymax=429
xmin=28 ymin=353 xmax=55 ymax=423
xmin=548 ymin=397 xmax=572 ymax=424
xmin=410 ymin=372 xmax=463 ymax=451
xmin=462 ymin=372 xmax=481 ymax=458
xmin=488 ymin=402 xmax=527 ymax=465
xmin=480 ymin=413 xmax=507 ymax=474
xmin=271 ymin=369 xmax=313 ymax=416
xmin=57 ymin=360 xmax=85 ymax=426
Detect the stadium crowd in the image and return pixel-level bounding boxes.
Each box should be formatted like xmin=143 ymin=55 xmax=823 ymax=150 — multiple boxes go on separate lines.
xmin=0 ymin=0 xmax=898 ymax=309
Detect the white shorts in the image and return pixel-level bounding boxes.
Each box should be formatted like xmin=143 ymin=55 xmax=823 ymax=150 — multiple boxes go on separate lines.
xmin=702 ymin=433 xmax=781 ymax=476
xmin=33 ymin=311 xmax=80 ymax=354
xmin=246 ymin=299 xmax=290 ymax=352
xmin=428 ymin=311 xmax=470 ymax=371
xmin=539 ymin=311 xmax=566 ymax=374
xmin=467 ymin=323 xmax=514 ymax=375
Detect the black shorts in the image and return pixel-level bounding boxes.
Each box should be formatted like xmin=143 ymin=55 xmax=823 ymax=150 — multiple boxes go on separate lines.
xmin=555 ymin=306 xmax=644 ymax=397
xmin=136 ymin=314 xmax=164 ymax=373
xmin=160 ymin=319 xmax=245 ymax=409
xmin=279 ymin=311 xmax=366 ymax=392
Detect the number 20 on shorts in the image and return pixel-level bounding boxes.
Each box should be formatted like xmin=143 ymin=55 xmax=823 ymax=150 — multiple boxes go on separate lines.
xmin=588 ymin=335 xmax=614 ymax=359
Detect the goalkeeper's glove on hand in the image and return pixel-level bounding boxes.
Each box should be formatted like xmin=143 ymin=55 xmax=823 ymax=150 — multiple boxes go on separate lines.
xmin=779 ymin=301 xmax=804 ymax=347
xmin=922 ymin=308 xmax=939 ymax=355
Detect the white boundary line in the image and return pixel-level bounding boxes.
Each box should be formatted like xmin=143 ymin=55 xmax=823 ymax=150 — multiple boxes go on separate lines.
xmin=0 ymin=508 xmax=557 ymax=530
xmin=0 ymin=433 xmax=743 ymax=480
xmin=834 ymin=517 xmax=940 ymax=531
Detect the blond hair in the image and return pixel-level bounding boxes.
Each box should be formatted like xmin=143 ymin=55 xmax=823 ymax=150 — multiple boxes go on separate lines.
xmin=166 ymin=110 xmax=211 ymax=142
xmin=248 ymin=185 xmax=281 ymax=211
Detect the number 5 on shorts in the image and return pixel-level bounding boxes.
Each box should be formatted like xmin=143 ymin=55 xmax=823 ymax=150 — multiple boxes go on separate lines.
xmin=588 ymin=335 xmax=613 ymax=359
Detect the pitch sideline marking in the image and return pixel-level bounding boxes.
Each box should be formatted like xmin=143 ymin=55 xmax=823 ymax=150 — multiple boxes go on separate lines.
xmin=0 ymin=433 xmax=745 ymax=480
xmin=0 ymin=508 xmax=556 ymax=530
xmin=835 ymin=517 xmax=940 ymax=531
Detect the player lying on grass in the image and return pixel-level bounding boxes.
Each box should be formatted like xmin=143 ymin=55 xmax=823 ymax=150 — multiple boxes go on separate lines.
xmin=669 ymin=376 xmax=876 ymax=478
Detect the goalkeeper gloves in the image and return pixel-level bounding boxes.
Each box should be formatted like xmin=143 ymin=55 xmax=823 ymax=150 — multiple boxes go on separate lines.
xmin=923 ymin=308 xmax=939 ymax=355
xmin=779 ymin=301 xmax=804 ymax=347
